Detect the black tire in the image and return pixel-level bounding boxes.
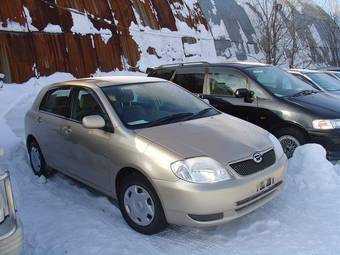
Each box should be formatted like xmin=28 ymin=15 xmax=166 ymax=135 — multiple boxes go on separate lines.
xmin=118 ymin=174 xmax=168 ymax=235
xmin=274 ymin=127 xmax=307 ymax=159
xmin=28 ymin=140 xmax=53 ymax=177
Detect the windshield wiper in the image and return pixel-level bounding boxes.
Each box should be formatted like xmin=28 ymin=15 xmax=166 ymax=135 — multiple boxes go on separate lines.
xmin=291 ymin=90 xmax=317 ymax=97
xmin=145 ymin=112 xmax=193 ymax=127
xmin=184 ymin=107 xmax=213 ymax=120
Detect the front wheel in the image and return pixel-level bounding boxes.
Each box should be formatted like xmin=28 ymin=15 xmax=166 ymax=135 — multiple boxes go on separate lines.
xmin=118 ymin=174 xmax=168 ymax=235
xmin=274 ymin=127 xmax=307 ymax=158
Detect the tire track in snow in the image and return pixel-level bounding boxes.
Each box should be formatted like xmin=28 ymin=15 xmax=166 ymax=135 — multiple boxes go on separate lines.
xmin=257 ymin=186 xmax=339 ymax=254
xmin=24 ymin=170 xmax=238 ymax=254
xmin=4 ymin=92 xmax=36 ymax=138
xmin=1 ymin=91 xmax=36 ymax=118
xmin=28 ymin=171 xmax=240 ymax=254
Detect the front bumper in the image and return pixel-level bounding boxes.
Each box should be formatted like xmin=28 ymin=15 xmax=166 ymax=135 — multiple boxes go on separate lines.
xmin=153 ymin=154 xmax=287 ymax=227
xmin=309 ymin=130 xmax=340 ymax=160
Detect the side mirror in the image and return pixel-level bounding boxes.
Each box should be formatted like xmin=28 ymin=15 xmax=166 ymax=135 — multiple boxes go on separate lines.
xmin=197 ymin=95 xmax=210 ymax=105
xmin=235 ymin=88 xmax=254 ymax=103
xmin=202 ymin=98 xmax=210 ymax=104
xmin=82 ymin=115 xmax=106 ymax=129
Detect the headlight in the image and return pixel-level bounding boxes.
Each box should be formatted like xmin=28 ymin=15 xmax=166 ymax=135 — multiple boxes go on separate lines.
xmin=170 ymin=157 xmax=234 ymax=183
xmin=268 ymin=133 xmax=284 ymax=159
xmin=312 ymin=119 xmax=340 ymax=130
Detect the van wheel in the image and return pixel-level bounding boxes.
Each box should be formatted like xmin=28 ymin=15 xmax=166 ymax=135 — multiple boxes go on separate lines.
xmin=28 ymin=140 xmax=53 ymax=177
xmin=118 ymin=174 xmax=168 ymax=235
xmin=274 ymin=127 xmax=307 ymax=158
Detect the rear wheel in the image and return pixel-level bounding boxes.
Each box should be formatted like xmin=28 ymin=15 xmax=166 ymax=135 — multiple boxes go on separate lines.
xmin=274 ymin=127 xmax=307 ymax=158
xmin=118 ymin=174 xmax=168 ymax=235
xmin=28 ymin=140 xmax=53 ymax=177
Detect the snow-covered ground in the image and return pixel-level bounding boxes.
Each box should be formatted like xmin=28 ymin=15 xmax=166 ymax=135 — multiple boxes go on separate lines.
xmin=0 ymin=72 xmax=339 ymax=255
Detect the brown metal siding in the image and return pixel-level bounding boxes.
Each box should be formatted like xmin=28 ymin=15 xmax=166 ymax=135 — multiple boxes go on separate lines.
xmin=0 ymin=1 xmax=26 ymax=27
xmin=0 ymin=33 xmax=35 ymax=83
xmin=0 ymin=0 xmax=206 ymax=83
xmin=168 ymin=0 xmax=208 ymax=31
xmin=22 ymin=0 xmax=60 ymax=31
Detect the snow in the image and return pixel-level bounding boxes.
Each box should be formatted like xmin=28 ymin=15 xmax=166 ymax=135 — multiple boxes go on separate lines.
xmin=43 ymin=24 xmax=62 ymax=33
xmin=0 ymin=71 xmax=339 ymax=255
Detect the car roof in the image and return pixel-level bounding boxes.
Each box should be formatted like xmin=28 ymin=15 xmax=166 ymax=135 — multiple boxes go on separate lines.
xmin=153 ymin=61 xmax=271 ymax=70
xmin=287 ymin=69 xmax=321 ymax=74
xmin=321 ymin=70 xmax=340 ymax=74
xmin=317 ymin=67 xmax=340 ymax=72
xmin=50 ymin=76 xmax=164 ymax=88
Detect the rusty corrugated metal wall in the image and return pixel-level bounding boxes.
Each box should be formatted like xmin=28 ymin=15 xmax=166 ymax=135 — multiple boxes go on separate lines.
xmin=0 ymin=0 xmax=207 ymax=83
xmin=1 ymin=0 xmax=335 ymax=83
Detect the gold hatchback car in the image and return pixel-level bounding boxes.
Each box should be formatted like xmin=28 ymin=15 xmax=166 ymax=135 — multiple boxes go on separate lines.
xmin=25 ymin=76 xmax=287 ymax=234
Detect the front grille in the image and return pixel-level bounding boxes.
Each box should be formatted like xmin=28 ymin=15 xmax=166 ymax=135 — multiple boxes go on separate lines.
xmin=229 ymin=149 xmax=276 ymax=176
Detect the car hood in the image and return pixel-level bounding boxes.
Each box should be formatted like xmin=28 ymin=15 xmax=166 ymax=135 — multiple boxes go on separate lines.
xmin=328 ymin=91 xmax=340 ymax=99
xmin=286 ymin=92 xmax=340 ymax=118
xmin=134 ymin=114 xmax=272 ymax=164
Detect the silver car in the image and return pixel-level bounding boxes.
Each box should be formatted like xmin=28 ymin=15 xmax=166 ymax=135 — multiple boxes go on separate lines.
xmin=0 ymin=147 xmax=24 ymax=255
xmin=287 ymin=69 xmax=340 ymax=98
xmin=321 ymin=71 xmax=340 ymax=81
xmin=25 ymin=76 xmax=287 ymax=234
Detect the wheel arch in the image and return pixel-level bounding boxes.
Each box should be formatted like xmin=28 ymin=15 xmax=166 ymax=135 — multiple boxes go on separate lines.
xmin=115 ymin=167 xmax=144 ymax=195
xmin=114 ymin=167 xmax=167 ymax=218
xmin=268 ymin=121 xmax=311 ymax=142
xmin=26 ymin=134 xmax=36 ymax=150
xmin=117 ymin=171 xmax=168 ymax=234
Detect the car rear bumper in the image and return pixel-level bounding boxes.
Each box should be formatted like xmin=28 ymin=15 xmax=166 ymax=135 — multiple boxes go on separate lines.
xmin=153 ymin=154 xmax=287 ymax=227
xmin=0 ymin=211 xmax=24 ymax=255
xmin=309 ymin=130 xmax=340 ymax=160
xmin=0 ymin=170 xmax=24 ymax=255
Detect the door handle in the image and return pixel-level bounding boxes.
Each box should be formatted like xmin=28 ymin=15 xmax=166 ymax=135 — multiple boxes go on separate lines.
xmin=63 ymin=126 xmax=72 ymax=134
xmin=35 ymin=117 xmax=42 ymax=123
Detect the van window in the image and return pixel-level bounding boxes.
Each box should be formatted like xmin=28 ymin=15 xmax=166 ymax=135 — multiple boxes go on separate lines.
xmin=149 ymin=69 xmax=174 ymax=80
xmin=249 ymin=81 xmax=268 ymax=99
xmin=171 ymin=67 xmax=205 ymax=94
xmin=209 ymin=68 xmax=247 ymax=96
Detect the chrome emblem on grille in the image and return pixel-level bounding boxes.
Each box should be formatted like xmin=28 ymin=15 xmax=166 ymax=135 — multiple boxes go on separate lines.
xmin=253 ymin=153 xmax=263 ymax=163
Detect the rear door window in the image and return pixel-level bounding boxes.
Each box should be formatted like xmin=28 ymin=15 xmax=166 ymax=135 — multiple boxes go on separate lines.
xmin=172 ymin=67 xmax=205 ymax=93
xmin=149 ymin=69 xmax=174 ymax=80
xmin=39 ymin=87 xmax=71 ymax=117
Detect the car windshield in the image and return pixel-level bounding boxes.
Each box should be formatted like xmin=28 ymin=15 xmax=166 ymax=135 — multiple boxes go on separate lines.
xmin=102 ymin=81 xmax=218 ymax=128
xmin=243 ymin=66 xmax=317 ymax=97
xmin=305 ymin=72 xmax=340 ymax=91
xmin=332 ymin=72 xmax=340 ymax=79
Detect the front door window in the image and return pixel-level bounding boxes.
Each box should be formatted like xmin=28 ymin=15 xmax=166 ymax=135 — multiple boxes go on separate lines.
xmin=209 ymin=68 xmax=247 ymax=96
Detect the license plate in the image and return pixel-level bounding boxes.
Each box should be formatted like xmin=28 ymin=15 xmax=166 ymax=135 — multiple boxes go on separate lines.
xmin=257 ymin=177 xmax=274 ymax=192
